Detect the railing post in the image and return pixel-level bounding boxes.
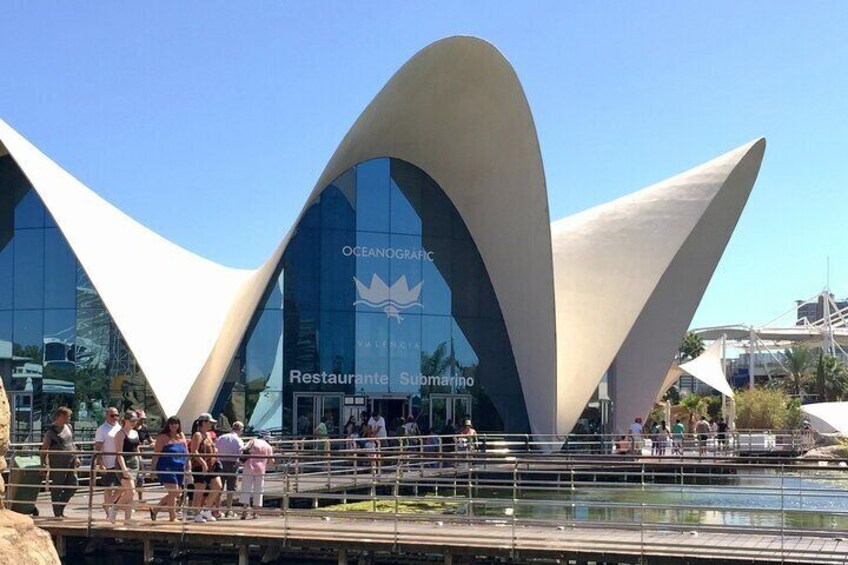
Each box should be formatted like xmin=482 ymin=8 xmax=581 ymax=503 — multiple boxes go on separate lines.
xmin=283 ymin=455 xmax=290 ymax=545
xmin=511 ymin=457 xmax=518 ymax=559
xmin=86 ymin=456 xmax=96 ymax=535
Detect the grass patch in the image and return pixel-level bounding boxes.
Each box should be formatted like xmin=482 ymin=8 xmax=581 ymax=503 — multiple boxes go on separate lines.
xmin=325 ymin=496 xmax=460 ymax=514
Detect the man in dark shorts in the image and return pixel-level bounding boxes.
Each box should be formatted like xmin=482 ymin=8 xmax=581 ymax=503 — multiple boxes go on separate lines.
xmin=40 ymin=406 xmax=80 ymax=517
xmin=716 ymin=417 xmax=728 ymax=453
xmin=215 ymin=421 xmax=245 ymax=515
xmin=695 ymin=415 xmax=711 ymax=457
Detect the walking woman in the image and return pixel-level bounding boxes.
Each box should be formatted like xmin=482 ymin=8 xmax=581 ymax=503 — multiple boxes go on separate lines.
xmin=190 ymin=413 xmax=223 ymax=523
xmin=113 ymin=410 xmax=142 ymax=525
xmin=150 ymin=416 xmax=188 ymax=521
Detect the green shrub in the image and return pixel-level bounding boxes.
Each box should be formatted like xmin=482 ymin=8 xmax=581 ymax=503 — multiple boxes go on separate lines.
xmin=734 ymin=387 xmax=800 ymax=430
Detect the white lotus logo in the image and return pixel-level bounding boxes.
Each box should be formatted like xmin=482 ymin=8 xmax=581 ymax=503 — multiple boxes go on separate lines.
xmin=353 ymin=274 xmax=423 ymax=323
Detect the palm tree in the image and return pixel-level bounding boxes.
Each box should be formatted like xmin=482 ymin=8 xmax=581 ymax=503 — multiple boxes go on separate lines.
xmin=781 ymin=346 xmax=813 ymax=398
xmin=679 ymin=332 xmax=705 ymax=362
xmin=813 ymin=353 xmax=848 ymax=401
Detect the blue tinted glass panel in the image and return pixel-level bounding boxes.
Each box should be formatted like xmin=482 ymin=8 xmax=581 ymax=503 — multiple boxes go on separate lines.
xmin=421 ymin=237 xmax=451 ymax=316
xmin=355 ymin=159 xmax=390 ymax=233
xmin=246 ymin=389 xmax=283 ymax=432
xmin=421 ymin=315 xmax=452 ymax=377
xmin=43 ymin=309 xmax=76 ymax=380
xmin=13 ymin=309 xmax=43 ymax=389
xmin=320 ymin=169 xmax=356 ymax=231
xmin=13 ymin=229 xmax=44 ymax=309
xmin=245 ymin=309 xmax=283 ymax=394
xmin=284 ymin=309 xmax=320 ymax=375
xmin=0 ymin=240 xmax=12 ymax=309
xmin=389 ymin=160 xmax=422 ymax=235
xmin=44 ymin=228 xmax=77 ymax=308
xmin=354 ymin=231 xmax=390 ymax=313
xmin=389 ymin=313 xmax=421 ymax=394
xmin=320 ymin=229 xmax=356 ymax=312
xmin=0 ymin=310 xmax=11 ymax=386
xmin=14 ymin=188 xmax=45 ymax=229
xmin=354 ymin=312 xmax=389 ymax=394
xmin=388 ymin=233 xmax=424 ymax=319
xmin=45 ymin=210 xmax=58 ymax=228
xmin=283 ymin=228 xmax=320 ymax=311
xmin=319 ymin=310 xmax=355 ymax=378
xmin=261 ymin=268 xmax=284 ymax=310
xmin=420 ymin=173 xmax=454 ymax=239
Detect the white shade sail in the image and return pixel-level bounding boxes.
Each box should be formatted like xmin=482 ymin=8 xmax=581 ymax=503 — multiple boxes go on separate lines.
xmin=678 ymin=338 xmax=734 ymax=397
xmin=802 ymin=402 xmax=848 ymax=436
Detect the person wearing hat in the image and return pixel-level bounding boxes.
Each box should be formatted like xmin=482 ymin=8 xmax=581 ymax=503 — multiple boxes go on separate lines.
xmin=189 ymin=413 xmax=223 ymax=523
xmin=457 ymin=418 xmax=477 ymax=453
xmin=239 ymin=430 xmax=274 ymax=519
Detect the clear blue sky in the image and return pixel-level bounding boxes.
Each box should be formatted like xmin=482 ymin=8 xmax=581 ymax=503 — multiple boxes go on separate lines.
xmin=1 ymin=2 xmax=846 ymax=329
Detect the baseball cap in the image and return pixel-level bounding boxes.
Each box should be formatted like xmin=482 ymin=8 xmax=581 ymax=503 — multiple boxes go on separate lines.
xmin=197 ymin=412 xmax=217 ymax=423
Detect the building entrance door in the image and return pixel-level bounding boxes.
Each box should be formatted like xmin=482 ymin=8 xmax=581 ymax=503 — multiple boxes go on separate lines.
xmin=429 ymin=394 xmax=472 ymax=434
xmin=369 ymin=395 xmax=410 ymax=429
xmin=293 ymin=393 xmax=343 ymax=438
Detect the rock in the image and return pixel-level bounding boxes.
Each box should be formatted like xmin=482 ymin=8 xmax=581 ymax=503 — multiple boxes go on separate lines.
xmin=799 ymin=445 xmax=848 ymax=461
xmin=0 ymin=510 xmax=61 ymax=565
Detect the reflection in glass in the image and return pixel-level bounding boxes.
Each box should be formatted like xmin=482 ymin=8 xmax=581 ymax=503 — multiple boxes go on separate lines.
xmin=355 ymin=158 xmax=390 ymax=233
xmin=44 ymin=228 xmax=77 ymax=309
xmin=0 ymin=240 xmax=12 ymax=310
xmin=245 ymin=309 xmax=283 ymax=394
xmin=13 ymin=229 xmax=44 ymax=309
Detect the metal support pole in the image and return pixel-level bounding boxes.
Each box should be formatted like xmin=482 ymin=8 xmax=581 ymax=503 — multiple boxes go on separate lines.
xmin=143 ymin=539 xmax=154 ymax=563
xmin=238 ymin=544 xmax=249 ymax=565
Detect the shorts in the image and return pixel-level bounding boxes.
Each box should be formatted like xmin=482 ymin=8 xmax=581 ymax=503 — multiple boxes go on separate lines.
xmin=193 ymin=461 xmax=222 ymax=485
xmin=220 ymin=461 xmax=239 ymax=491
xmin=101 ymin=469 xmax=122 ymax=487
xmin=698 ymin=434 xmax=708 ymax=443
xmin=158 ymin=470 xmax=184 ymax=486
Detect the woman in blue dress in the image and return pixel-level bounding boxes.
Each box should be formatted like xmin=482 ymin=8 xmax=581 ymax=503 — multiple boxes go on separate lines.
xmin=150 ymin=416 xmax=188 ymax=521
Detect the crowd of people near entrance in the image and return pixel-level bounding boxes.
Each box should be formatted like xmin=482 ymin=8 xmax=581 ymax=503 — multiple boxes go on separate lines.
xmin=39 ymin=404 xmax=478 ymax=525
xmin=618 ymin=415 xmax=730 ymax=457
xmin=39 ymin=406 xmax=275 ymax=525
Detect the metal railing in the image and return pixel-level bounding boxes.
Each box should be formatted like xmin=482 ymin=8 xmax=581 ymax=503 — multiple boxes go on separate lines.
xmin=3 ymin=432 xmax=846 ymax=562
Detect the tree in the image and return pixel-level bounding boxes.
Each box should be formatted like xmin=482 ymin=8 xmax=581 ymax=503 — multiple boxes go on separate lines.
xmin=781 ymin=346 xmax=813 ymax=397
xmin=679 ymin=332 xmax=705 ymax=362
xmin=734 ymin=387 xmax=796 ymax=430
xmin=813 ymin=353 xmax=848 ymax=402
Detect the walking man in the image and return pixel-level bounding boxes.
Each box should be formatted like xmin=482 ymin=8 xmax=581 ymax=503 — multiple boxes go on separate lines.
xmin=95 ymin=407 xmax=121 ymax=518
xmin=215 ymin=421 xmax=245 ymax=515
xmin=695 ymin=415 xmax=711 ymax=457
xmin=40 ymin=406 xmax=79 ymax=518
xmin=672 ymin=418 xmax=685 ymax=456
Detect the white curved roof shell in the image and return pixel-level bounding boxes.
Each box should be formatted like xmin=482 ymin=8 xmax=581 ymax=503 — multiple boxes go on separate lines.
xmin=552 ymin=139 xmax=765 ymax=434
xmin=0 ymin=36 xmax=765 ymax=435
xmin=0 ymin=120 xmax=254 ymax=418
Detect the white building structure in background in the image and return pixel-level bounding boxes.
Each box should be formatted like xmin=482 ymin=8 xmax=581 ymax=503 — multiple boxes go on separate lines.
xmin=0 ymin=36 xmax=765 ymax=437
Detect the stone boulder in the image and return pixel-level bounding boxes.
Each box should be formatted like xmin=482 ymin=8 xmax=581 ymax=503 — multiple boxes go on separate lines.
xmin=0 ymin=510 xmax=60 ymax=565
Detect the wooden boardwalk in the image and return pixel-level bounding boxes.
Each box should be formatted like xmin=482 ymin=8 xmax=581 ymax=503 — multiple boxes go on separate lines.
xmin=32 ymin=485 xmax=848 ymax=564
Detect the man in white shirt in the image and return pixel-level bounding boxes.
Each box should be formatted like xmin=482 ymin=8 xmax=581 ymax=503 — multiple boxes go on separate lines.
xmin=94 ymin=407 xmax=121 ymax=516
xmin=215 ymin=421 xmax=245 ymax=514
xmin=367 ymin=410 xmax=387 ymax=439
xmin=367 ymin=410 xmax=387 ymax=474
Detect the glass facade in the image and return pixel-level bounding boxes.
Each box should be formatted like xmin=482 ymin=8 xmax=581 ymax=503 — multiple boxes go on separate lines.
xmin=0 ymin=154 xmax=163 ymax=441
xmin=212 ymin=158 xmax=530 ymax=436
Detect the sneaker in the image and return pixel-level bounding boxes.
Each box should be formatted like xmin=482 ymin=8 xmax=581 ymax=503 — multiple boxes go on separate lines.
xmin=108 ymin=507 xmax=118 ymax=524
xmin=193 ymin=514 xmax=206 ymax=523
xmin=201 ymin=510 xmax=216 ymax=522
xmin=124 ymin=519 xmax=139 ymax=527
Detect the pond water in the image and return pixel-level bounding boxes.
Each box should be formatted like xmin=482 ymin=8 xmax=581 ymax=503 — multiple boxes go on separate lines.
xmin=470 ymin=469 xmax=848 ymax=530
